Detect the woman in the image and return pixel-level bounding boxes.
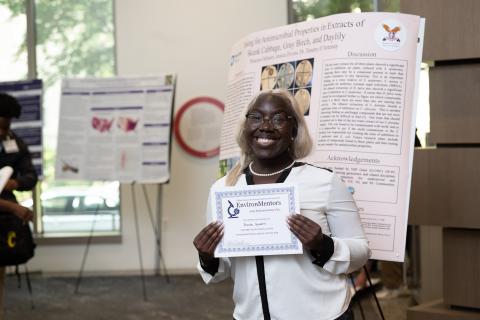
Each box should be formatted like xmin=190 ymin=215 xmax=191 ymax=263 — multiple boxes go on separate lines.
xmin=0 ymin=93 xmax=38 ymax=320
xmin=193 ymin=89 xmax=370 ymax=320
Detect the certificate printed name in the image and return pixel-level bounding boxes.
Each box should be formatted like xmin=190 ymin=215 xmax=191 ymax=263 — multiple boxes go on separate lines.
xmin=211 ymin=184 xmax=302 ymax=257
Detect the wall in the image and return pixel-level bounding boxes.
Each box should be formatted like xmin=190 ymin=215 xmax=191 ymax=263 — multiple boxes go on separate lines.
xmin=28 ymin=0 xmax=287 ymax=274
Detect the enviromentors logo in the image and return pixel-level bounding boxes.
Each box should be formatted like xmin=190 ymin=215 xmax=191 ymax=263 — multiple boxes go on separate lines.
xmin=225 ymin=199 xmax=281 ymax=218
xmin=227 ymin=200 xmax=240 ymax=218
xmin=375 ymin=19 xmax=406 ymax=51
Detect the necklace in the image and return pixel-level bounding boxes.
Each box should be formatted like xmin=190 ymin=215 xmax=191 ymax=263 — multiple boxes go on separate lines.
xmin=248 ymin=160 xmax=296 ymax=177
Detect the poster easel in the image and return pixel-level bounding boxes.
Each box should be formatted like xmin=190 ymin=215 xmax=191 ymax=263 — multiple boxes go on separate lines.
xmin=54 ymin=75 xmax=176 ymax=300
xmin=74 ymin=183 xmax=170 ymax=301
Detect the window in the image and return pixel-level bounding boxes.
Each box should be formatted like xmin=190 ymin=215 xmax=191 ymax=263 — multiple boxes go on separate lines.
xmin=289 ymin=0 xmax=429 ymax=146
xmin=0 ymin=2 xmax=27 ymax=80
xmin=1 ymin=0 xmax=119 ymax=237
xmin=38 ymin=184 xmax=120 ymax=233
xmin=290 ymin=0 xmax=400 ymax=21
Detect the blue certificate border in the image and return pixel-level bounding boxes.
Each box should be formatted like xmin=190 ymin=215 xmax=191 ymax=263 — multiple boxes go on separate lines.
xmin=214 ymin=186 xmax=300 ymax=254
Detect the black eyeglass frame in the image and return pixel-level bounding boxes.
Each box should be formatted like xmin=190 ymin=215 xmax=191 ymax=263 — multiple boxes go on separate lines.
xmin=245 ymin=112 xmax=295 ymax=129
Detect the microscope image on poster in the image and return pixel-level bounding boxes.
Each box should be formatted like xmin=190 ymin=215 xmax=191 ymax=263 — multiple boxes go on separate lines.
xmin=260 ymin=58 xmax=314 ymax=116
xmin=117 ymin=116 xmax=139 ymax=133
xmin=91 ymin=116 xmax=114 ymax=133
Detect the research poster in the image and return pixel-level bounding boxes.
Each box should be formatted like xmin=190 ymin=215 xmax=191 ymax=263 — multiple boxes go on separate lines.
xmin=220 ymin=12 xmax=425 ymax=262
xmin=56 ymin=75 xmax=175 ymax=183
xmin=0 ymin=79 xmax=43 ymax=177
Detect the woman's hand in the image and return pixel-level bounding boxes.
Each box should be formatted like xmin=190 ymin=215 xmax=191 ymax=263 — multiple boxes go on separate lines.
xmin=12 ymin=203 xmax=34 ymax=222
xmin=287 ymin=214 xmax=325 ymax=251
xmin=193 ymin=221 xmax=224 ymax=262
xmin=3 ymin=179 xmax=19 ymax=192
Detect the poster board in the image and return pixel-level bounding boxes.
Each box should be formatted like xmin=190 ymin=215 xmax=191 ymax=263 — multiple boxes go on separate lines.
xmin=220 ymin=12 xmax=425 ymax=262
xmin=0 ymin=79 xmax=43 ymax=178
xmin=56 ymin=75 xmax=175 ymax=183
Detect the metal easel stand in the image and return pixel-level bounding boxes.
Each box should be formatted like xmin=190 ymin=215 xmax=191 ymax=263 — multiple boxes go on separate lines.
xmin=74 ymin=182 xmax=168 ymax=301
xmin=140 ymin=184 xmax=170 ymax=283
xmin=23 ymin=265 xmax=34 ymax=309
xmin=74 ymin=203 xmax=100 ymax=294
xmin=131 ymin=182 xmax=148 ymax=301
xmin=349 ymin=274 xmax=366 ymax=320
xmin=364 ymin=265 xmax=386 ymax=320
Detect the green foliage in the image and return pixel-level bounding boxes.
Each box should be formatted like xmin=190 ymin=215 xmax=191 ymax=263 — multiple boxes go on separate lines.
xmin=1 ymin=0 xmax=115 ymax=86
xmin=291 ymin=0 xmax=400 ymax=22
xmin=0 ymin=0 xmax=25 ymax=15
xmin=292 ymin=0 xmax=374 ymax=22
xmin=2 ymin=0 xmax=115 ymax=118
xmin=2 ymin=0 xmax=115 ymax=190
xmin=35 ymin=0 xmax=115 ymax=86
xmin=379 ymin=0 xmax=400 ymax=12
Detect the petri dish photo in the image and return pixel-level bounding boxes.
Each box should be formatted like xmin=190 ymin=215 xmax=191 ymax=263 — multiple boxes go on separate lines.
xmin=295 ymin=59 xmax=313 ymax=87
xmin=260 ymin=65 xmax=278 ymax=90
xmin=276 ymin=62 xmax=295 ymax=89
xmin=294 ymin=88 xmax=311 ymax=115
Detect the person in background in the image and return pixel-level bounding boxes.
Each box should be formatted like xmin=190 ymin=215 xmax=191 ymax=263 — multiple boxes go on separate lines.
xmin=193 ymin=90 xmax=370 ymax=320
xmin=0 ymin=93 xmax=38 ymax=319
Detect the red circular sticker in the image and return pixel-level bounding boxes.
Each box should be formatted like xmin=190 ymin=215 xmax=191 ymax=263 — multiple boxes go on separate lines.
xmin=174 ymin=96 xmax=224 ymax=158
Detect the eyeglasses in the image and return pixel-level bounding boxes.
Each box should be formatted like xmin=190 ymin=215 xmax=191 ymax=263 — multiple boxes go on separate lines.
xmin=245 ymin=112 xmax=293 ymax=129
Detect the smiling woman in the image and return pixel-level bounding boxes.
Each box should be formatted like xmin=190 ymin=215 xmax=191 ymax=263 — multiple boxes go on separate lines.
xmin=232 ymin=89 xmax=312 ymax=185
xmin=193 ymin=90 xmax=371 ymax=320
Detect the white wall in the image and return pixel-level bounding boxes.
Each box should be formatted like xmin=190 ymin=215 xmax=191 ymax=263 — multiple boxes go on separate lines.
xmin=29 ymin=0 xmax=287 ymax=274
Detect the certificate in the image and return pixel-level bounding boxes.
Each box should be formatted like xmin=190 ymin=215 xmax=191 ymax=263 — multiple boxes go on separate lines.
xmin=211 ymin=183 xmax=302 ymax=257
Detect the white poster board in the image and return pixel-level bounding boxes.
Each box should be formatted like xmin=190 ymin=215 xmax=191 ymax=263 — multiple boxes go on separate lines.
xmin=220 ymin=12 xmax=424 ymax=262
xmin=56 ymin=75 xmax=175 ymax=183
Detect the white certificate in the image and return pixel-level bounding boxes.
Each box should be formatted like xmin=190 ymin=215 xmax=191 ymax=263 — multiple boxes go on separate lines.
xmin=211 ymin=183 xmax=302 ymax=257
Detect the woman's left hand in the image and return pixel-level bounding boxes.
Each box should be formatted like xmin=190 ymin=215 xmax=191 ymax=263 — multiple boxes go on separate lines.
xmin=287 ymin=213 xmax=325 ymax=251
xmin=4 ymin=179 xmax=19 ymax=192
xmin=11 ymin=203 xmax=34 ymax=222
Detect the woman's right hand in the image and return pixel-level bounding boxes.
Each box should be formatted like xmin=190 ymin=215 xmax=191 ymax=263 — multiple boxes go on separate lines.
xmin=12 ymin=203 xmax=34 ymax=222
xmin=193 ymin=221 xmax=224 ymax=261
xmin=3 ymin=179 xmax=19 ymax=192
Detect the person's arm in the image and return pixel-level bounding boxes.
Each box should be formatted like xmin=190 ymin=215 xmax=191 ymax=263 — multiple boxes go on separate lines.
xmin=0 ymin=199 xmax=33 ymax=222
xmin=194 ymin=184 xmax=232 ymax=284
xmin=320 ymin=174 xmax=371 ymax=274
xmin=4 ymin=137 xmax=38 ymax=192
xmin=287 ymin=214 xmax=335 ymax=267
xmin=288 ymin=174 xmax=370 ymax=274
xmin=194 ymin=221 xmax=223 ymax=275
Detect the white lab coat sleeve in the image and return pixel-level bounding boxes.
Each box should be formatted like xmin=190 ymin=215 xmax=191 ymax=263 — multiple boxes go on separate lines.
xmin=322 ymin=174 xmax=371 ymax=274
xmin=197 ymin=257 xmax=232 ymax=284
